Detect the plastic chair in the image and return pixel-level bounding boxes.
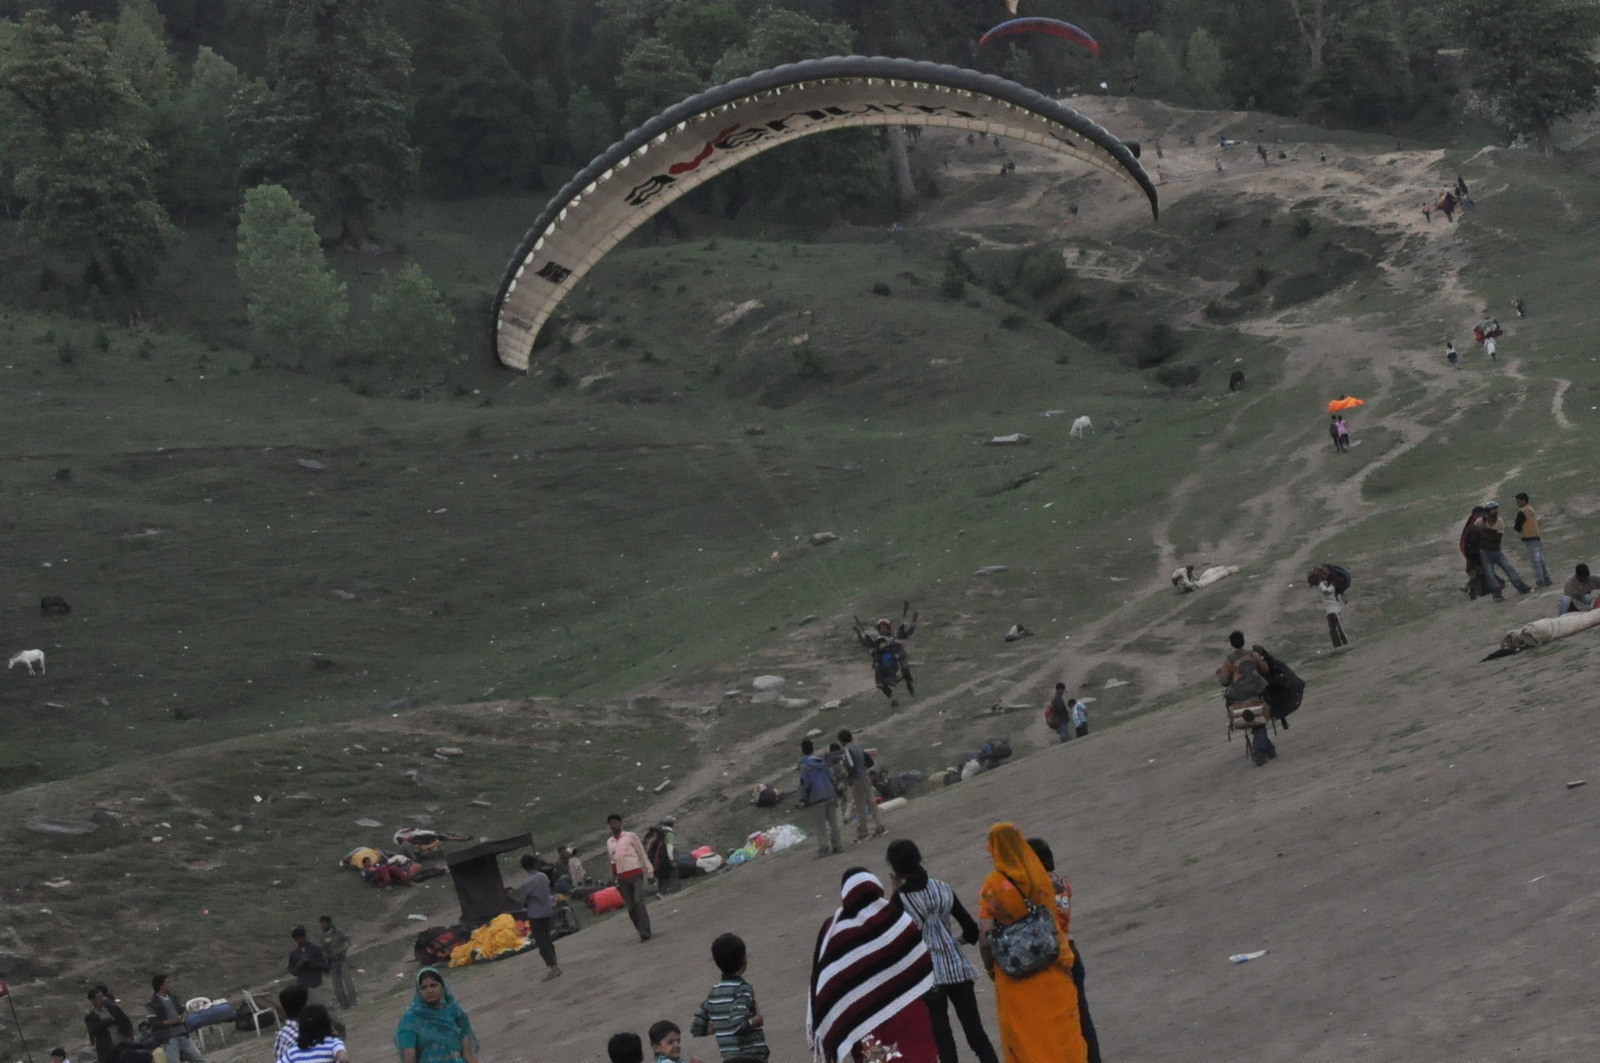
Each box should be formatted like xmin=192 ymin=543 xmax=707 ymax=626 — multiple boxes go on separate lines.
xmin=236 ymin=990 xmax=277 ymax=1037
xmin=183 ymin=998 xmax=222 ymax=1050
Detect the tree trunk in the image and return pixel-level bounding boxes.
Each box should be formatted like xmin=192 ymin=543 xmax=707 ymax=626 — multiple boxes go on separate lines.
xmin=885 ymin=126 xmax=917 ymax=210
xmin=1530 ymin=110 xmax=1556 ymax=158
xmin=1287 ymin=0 xmax=1336 ymax=73
xmin=338 ymin=211 xmax=385 ymax=256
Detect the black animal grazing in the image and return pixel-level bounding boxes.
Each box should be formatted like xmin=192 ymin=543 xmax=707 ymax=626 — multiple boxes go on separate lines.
xmin=1228 ymin=369 xmax=1246 ymax=392
xmin=40 ymin=595 xmax=71 ymax=616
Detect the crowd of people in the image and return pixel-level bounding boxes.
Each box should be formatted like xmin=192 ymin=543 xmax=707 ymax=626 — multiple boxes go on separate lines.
xmin=584 ymin=822 xmax=1098 ymax=1063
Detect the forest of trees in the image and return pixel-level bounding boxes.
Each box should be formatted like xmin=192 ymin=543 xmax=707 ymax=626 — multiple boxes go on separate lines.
xmin=1 ymin=0 xmax=1597 ymax=313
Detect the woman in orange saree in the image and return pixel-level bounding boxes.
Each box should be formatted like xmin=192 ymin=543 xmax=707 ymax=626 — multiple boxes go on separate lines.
xmin=977 ymin=823 xmax=1100 ymax=1063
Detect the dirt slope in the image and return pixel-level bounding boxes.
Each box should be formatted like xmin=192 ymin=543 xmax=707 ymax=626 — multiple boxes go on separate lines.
xmin=319 ymin=110 xmax=1600 ymax=1061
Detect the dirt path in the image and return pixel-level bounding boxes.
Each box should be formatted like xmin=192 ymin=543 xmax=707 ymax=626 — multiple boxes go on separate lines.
xmin=302 ymin=112 xmax=1600 ymax=1063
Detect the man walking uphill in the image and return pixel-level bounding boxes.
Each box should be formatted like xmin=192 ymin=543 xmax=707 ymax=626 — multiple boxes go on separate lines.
xmin=1217 ymin=631 xmax=1276 ymax=766
xmin=605 ymin=814 xmax=654 ymax=942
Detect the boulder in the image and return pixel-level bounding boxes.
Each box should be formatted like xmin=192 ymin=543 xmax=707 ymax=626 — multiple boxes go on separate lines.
xmin=809 ymin=532 xmax=838 ymax=546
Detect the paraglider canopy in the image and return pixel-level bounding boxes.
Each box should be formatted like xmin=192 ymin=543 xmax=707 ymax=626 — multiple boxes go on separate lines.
xmin=1327 ymin=396 xmax=1365 ymax=412
xmin=492 ymin=55 xmax=1155 ymax=371
xmin=979 ymin=17 xmax=1101 ymax=57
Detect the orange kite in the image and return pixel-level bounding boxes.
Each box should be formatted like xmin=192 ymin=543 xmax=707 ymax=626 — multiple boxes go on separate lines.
xmin=1327 ymin=396 xmax=1365 ymax=412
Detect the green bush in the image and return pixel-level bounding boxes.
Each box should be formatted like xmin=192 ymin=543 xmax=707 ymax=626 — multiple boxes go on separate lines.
xmin=1153 ymin=363 xmax=1200 ymax=388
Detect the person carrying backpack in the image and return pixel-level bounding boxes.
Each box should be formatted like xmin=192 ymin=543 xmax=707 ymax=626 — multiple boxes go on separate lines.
xmin=1044 ymin=683 xmax=1073 ymax=743
xmin=1217 ymin=630 xmax=1276 ymax=766
xmin=797 ymin=739 xmax=843 ymax=857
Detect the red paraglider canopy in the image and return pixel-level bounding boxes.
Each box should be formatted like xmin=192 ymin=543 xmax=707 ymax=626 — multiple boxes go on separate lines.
xmin=978 ymin=17 xmax=1101 ymax=58
xmin=1327 ymin=396 xmax=1365 ymax=412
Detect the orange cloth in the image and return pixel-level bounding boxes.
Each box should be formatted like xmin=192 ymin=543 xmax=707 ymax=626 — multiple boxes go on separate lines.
xmin=978 ymin=824 xmax=1088 ymax=1063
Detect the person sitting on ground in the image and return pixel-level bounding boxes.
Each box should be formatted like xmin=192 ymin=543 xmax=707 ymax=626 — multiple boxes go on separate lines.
xmin=1003 ymin=623 xmax=1033 ymax=642
xmin=1559 ymin=563 xmax=1600 ymax=616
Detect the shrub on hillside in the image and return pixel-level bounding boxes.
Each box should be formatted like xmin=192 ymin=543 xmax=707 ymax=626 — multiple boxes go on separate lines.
xmin=364 ymin=263 xmax=455 ymax=384
xmin=1153 ymin=363 xmax=1200 ymax=388
xmin=236 ymin=184 xmax=347 ymax=363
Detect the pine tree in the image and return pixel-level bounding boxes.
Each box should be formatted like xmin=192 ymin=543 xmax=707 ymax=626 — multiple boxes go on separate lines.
xmin=235 ymin=0 xmax=417 ymax=250
xmin=236 ymin=183 xmax=348 ymax=363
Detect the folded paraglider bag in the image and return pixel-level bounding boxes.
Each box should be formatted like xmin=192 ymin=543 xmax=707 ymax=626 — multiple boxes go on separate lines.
xmin=1227 ymin=700 xmax=1270 ymax=733
xmin=675 ymin=850 xmax=705 ymax=879
xmin=587 ymin=886 xmax=625 ymax=914
xmin=185 ymin=1003 xmax=235 ymax=1031
xmin=695 ymin=854 xmax=724 ymax=873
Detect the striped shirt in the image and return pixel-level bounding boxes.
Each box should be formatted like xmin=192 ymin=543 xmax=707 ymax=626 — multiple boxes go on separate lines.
xmin=282 ymin=1037 xmax=346 ymax=1063
xmin=274 ymin=1021 xmax=300 ymax=1063
xmin=898 ymin=878 xmax=979 ymax=985
xmin=690 ymin=977 xmax=769 ymax=1062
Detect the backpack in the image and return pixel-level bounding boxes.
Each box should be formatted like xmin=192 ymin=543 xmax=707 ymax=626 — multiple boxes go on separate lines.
xmin=1323 ymin=564 xmax=1352 ymax=596
xmin=1256 ymin=647 xmax=1306 ymax=720
xmin=1044 ymin=699 xmax=1062 ymax=728
xmin=644 ymin=828 xmax=673 ymax=877
xmin=826 ymin=751 xmax=850 ymax=795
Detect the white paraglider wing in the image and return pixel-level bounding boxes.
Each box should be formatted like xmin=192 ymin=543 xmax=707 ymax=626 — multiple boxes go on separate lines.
xmin=494 ymin=56 xmax=1157 ymax=371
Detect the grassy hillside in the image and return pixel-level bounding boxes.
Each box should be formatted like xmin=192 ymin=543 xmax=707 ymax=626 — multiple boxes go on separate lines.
xmin=4 ymin=106 xmax=1600 ymax=1046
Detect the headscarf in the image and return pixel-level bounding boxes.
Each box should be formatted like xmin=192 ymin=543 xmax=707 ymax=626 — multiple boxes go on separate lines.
xmin=394 ymin=968 xmax=477 ymax=1063
xmin=984 ymin=823 xmax=1055 ymax=919
xmin=807 ymin=868 xmax=935 ymax=1063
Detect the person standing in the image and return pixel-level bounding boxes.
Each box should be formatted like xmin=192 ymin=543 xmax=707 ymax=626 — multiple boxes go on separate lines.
xmin=1478 ymin=501 xmax=1531 ymax=600
xmin=1217 ymin=631 xmax=1275 ymax=765
xmin=1336 ymin=415 xmax=1351 ymax=451
xmin=1026 ymin=838 xmax=1101 ymax=1060
xmin=808 ymin=872 xmax=937 ymax=1063
xmin=515 ymin=855 xmax=562 ymax=980
xmin=318 ymin=917 xmax=356 ymax=1009
xmin=797 ymin=739 xmax=843 ymax=858
xmin=1318 ymin=577 xmax=1349 ymax=647
xmin=1070 ymin=698 xmax=1089 ymax=739
xmin=1513 ymin=493 xmax=1554 ymax=588
xmin=274 ymin=987 xmax=308 ymax=1063
xmin=1485 ymin=333 xmax=1497 ymax=360
xmin=1045 ymin=684 xmax=1073 ymax=743
xmin=605 ymin=814 xmax=654 ymax=942
xmin=287 ymin=927 xmax=331 ymax=1005
xmin=280 ymin=1006 xmax=348 ymax=1063
xmin=887 ymin=840 xmax=999 ymax=1063
xmin=146 ymin=975 xmax=208 ymax=1063
xmin=1328 ymin=414 xmax=1341 ymax=452
xmin=1446 ymin=340 xmax=1458 ymax=368
xmin=838 ymin=730 xmax=886 ymax=841
xmin=394 ymin=968 xmax=479 ymax=1063
xmin=84 ymin=986 xmax=134 ymax=1063
xmin=656 ymin=818 xmax=681 ymax=897
xmin=976 ymin=825 xmax=1099 ymax=1063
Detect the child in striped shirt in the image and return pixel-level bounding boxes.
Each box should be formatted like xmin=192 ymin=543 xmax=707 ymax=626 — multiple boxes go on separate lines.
xmin=690 ymin=934 xmax=768 ymax=1062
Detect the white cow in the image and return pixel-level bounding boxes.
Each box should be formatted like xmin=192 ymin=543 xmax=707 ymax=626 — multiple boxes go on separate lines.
xmin=1069 ymin=415 xmax=1093 ymax=438
xmin=8 ymin=649 xmax=45 ymax=675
